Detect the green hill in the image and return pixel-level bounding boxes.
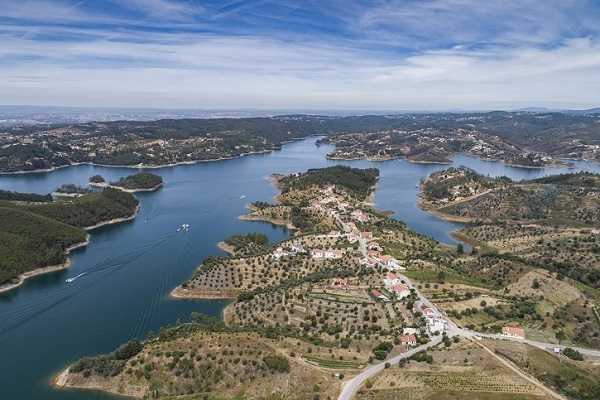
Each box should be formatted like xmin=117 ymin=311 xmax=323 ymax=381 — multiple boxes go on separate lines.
xmin=0 ymin=188 xmax=139 ymax=284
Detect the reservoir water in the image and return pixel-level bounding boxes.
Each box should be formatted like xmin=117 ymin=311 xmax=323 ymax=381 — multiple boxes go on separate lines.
xmin=1 ymin=137 xmax=598 ymax=399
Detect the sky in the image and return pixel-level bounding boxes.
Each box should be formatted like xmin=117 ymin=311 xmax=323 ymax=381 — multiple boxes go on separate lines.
xmin=1 ymin=0 xmax=600 ymax=110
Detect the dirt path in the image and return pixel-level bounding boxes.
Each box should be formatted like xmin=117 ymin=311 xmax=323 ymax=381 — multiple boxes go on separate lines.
xmin=282 ymin=295 xmax=292 ymax=325
xmin=476 ymin=341 xmax=566 ymax=400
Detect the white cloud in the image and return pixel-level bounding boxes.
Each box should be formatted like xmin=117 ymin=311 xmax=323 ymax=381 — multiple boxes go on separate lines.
xmin=0 ymin=1 xmax=599 ymax=109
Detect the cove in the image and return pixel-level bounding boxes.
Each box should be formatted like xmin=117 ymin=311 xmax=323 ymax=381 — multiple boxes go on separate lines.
xmin=0 ymin=137 xmax=598 ymax=399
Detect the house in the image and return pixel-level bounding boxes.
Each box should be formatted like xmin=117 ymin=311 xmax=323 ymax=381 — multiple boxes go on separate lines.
xmin=272 ymin=247 xmax=290 ymax=260
xmin=325 ymin=249 xmax=343 ymax=259
xmin=311 ymin=249 xmax=324 ymax=259
xmin=399 ymin=334 xmax=417 ymax=345
xmin=359 ymin=257 xmax=376 ymax=267
xmin=379 ymin=255 xmax=397 ymax=267
xmin=421 ymin=306 xmax=435 ymax=318
xmin=383 ymin=272 xmax=400 ymax=287
xmin=367 ymin=250 xmax=380 ymax=258
xmin=291 ymin=243 xmax=305 ymax=253
xmin=360 ymin=231 xmax=373 ymax=239
xmin=392 ymin=284 xmax=411 ymax=299
xmin=428 ymin=317 xmax=445 ymax=335
xmin=331 ymin=278 xmax=348 ymax=289
xmin=502 ymin=326 xmax=525 ymax=339
xmin=371 ymin=289 xmax=390 ymax=302
xmin=367 ymin=241 xmax=381 ymax=250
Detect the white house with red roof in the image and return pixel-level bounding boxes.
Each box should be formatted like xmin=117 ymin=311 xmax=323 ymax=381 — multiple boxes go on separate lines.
xmin=360 ymin=231 xmax=373 ymax=239
xmin=502 ymin=326 xmax=525 ymax=339
xmin=378 ymin=254 xmax=395 ymax=267
xmin=367 ymin=241 xmax=381 ymax=250
xmin=272 ymin=247 xmax=290 ymax=260
xmin=383 ymin=272 xmax=400 ymax=288
xmin=371 ymin=289 xmax=390 ymax=302
xmin=421 ymin=306 xmax=435 ymax=319
xmin=331 ymin=278 xmax=348 ymax=289
xmin=399 ymin=334 xmax=417 ymax=345
xmin=367 ymin=250 xmax=380 ymax=258
xmin=359 ymin=257 xmax=376 ymax=267
xmin=392 ymin=284 xmax=411 ymax=299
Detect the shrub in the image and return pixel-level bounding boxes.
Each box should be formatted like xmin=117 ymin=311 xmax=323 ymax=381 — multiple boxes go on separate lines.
xmin=563 ymin=347 xmax=583 ymax=361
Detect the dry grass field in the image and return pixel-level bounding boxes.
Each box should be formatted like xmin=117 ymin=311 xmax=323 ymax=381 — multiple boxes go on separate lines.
xmin=355 ymin=339 xmax=548 ymax=400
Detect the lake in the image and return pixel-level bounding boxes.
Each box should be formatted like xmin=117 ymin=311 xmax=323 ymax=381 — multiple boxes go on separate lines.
xmin=1 ymin=137 xmax=598 ymax=399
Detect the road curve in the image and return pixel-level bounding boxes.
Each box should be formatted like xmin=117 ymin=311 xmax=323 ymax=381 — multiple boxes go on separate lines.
xmin=338 ymin=336 xmax=442 ymax=400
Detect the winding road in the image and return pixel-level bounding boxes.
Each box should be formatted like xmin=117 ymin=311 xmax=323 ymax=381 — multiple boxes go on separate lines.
xmin=336 ymin=220 xmax=600 ymax=400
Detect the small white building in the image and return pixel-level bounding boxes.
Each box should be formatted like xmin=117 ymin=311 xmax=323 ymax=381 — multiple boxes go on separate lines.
xmin=324 ymin=249 xmax=343 ymax=259
xmin=311 ymin=249 xmax=324 ymax=259
xmin=502 ymin=326 xmax=525 ymax=339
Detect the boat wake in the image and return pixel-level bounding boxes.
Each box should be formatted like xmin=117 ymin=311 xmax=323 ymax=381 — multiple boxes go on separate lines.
xmin=65 ymin=272 xmax=86 ymax=283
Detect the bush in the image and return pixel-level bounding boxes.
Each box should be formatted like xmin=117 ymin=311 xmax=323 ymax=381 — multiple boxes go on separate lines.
xmin=563 ymin=347 xmax=584 ymax=361
xmin=263 ymin=355 xmax=290 ymax=373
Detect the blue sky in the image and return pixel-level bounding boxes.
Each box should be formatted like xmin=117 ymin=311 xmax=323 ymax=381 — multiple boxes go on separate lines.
xmin=1 ymin=0 xmax=600 ymax=110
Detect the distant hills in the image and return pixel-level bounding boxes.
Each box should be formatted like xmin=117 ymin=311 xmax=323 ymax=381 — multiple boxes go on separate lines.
xmin=1 ymin=105 xmax=599 ymax=127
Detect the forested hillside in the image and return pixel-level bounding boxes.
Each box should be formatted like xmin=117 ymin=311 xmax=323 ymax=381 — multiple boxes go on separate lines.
xmin=0 ymin=188 xmax=139 ymax=284
xmin=1 ymin=112 xmax=598 ymax=172
xmin=109 ymin=172 xmax=163 ymax=190
xmin=279 ymin=165 xmax=379 ymax=199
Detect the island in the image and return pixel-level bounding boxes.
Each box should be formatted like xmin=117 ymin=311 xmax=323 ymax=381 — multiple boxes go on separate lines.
xmin=52 ymin=183 xmax=93 ymax=198
xmin=1 ymin=112 xmax=599 ymax=173
xmin=0 ymin=187 xmax=139 ymax=293
xmin=57 ymin=166 xmax=600 ymax=400
xmin=88 ymin=172 xmax=164 ymax=192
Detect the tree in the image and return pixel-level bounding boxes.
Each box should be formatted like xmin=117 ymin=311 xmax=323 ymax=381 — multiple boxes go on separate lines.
xmin=555 ymin=330 xmax=566 ymax=345
xmin=457 ymin=243 xmax=464 ymax=254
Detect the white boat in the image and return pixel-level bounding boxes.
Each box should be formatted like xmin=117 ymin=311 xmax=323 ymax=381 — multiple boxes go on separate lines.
xmin=65 ymin=272 xmax=85 ymax=283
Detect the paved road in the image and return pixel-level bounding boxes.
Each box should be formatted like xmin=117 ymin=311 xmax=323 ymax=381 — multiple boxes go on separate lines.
xmin=477 ymin=334 xmax=600 ymax=357
xmin=338 ymin=336 xmax=443 ymax=400
xmin=334 ymin=213 xmax=600 ymax=399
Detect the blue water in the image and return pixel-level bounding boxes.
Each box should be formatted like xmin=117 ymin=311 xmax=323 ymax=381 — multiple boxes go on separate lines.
xmin=1 ymin=137 xmax=598 ymax=399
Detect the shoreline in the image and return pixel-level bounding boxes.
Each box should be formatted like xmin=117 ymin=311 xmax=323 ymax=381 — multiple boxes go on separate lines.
xmin=239 ymin=212 xmax=296 ymax=230
xmin=0 ymin=236 xmax=90 ymax=294
xmin=0 ymin=205 xmax=139 ymax=294
xmin=416 ymin=201 xmax=474 ymax=223
xmin=0 ymin=135 xmax=325 ymax=175
xmin=88 ymin=182 xmax=164 ymax=193
xmin=170 ymin=285 xmax=239 ymax=299
xmin=217 ymin=241 xmax=236 ymax=256
xmin=53 ymin=367 xmax=141 ymax=399
xmin=1 ymin=140 xmax=597 ymax=175
xmin=84 ymin=204 xmax=140 ymax=231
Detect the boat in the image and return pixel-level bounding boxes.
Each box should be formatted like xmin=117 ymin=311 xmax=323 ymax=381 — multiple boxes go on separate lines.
xmin=65 ymin=272 xmax=85 ymax=283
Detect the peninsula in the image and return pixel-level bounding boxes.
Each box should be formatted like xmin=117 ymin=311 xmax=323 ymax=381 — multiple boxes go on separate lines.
xmin=88 ymin=172 xmax=164 ymax=192
xmin=58 ymin=166 xmax=600 ymax=400
xmin=0 ymin=187 xmax=139 ymax=292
